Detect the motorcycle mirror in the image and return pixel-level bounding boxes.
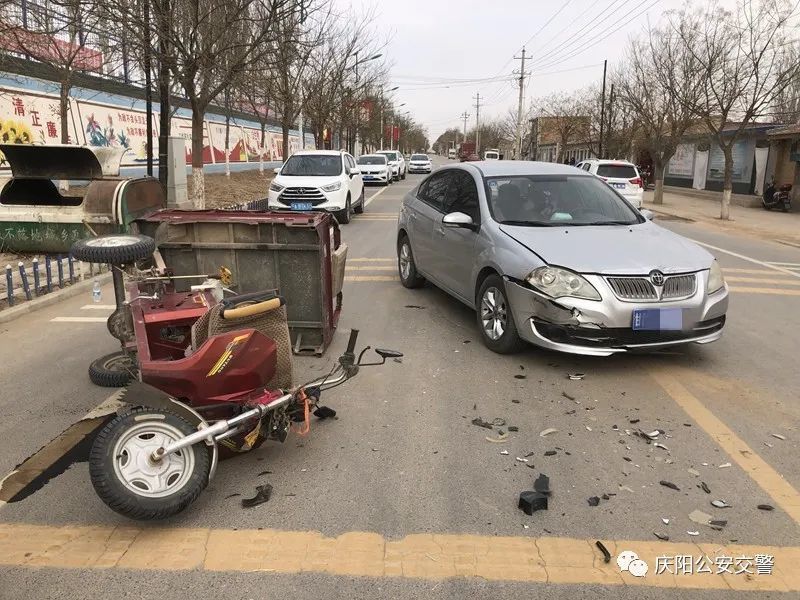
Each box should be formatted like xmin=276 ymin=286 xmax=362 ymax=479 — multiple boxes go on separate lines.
xmin=375 ymin=348 xmax=403 ymax=359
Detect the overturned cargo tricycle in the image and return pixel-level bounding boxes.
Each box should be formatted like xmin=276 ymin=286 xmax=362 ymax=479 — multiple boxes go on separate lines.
xmin=69 ymin=233 xmax=401 ymax=520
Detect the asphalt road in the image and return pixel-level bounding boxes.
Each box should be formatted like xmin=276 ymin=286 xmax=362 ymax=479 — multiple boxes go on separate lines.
xmin=0 ymin=157 xmax=798 ymax=599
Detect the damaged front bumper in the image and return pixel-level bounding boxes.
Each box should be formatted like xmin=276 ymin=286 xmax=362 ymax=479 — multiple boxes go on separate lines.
xmin=503 ymin=275 xmax=728 ymax=356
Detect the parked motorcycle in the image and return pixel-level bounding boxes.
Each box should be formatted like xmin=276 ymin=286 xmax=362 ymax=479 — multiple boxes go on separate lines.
xmin=763 ymin=182 xmax=792 ymax=212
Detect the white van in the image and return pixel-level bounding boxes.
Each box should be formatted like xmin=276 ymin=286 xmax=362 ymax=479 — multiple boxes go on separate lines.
xmin=448 ymin=148 xmax=456 ymax=159
xmin=484 ymin=149 xmax=500 ymax=160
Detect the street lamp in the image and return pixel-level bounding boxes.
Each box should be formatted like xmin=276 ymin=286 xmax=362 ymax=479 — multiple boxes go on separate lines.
xmin=352 ymin=52 xmax=382 ymax=156
xmin=379 ymin=89 xmax=400 ymax=149
xmin=389 ymin=104 xmax=406 ymax=150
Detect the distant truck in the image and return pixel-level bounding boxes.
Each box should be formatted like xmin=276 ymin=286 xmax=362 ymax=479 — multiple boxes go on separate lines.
xmin=448 ymin=147 xmax=456 ymax=159
xmin=484 ymin=149 xmax=500 ymax=160
xmin=458 ymin=142 xmax=476 ymax=161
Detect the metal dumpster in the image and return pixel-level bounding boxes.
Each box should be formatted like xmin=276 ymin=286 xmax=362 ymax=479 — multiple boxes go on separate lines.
xmin=136 ymin=209 xmax=347 ymax=355
xmin=0 ymin=144 xmax=164 ymax=253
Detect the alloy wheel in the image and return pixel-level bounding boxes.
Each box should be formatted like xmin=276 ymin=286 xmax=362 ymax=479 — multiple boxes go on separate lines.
xmin=480 ymin=287 xmax=508 ymax=341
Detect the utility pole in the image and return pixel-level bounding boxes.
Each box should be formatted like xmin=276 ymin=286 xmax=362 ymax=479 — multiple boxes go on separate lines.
xmin=460 ymin=111 xmax=470 ymax=146
xmin=514 ymin=47 xmax=527 ymax=160
xmin=473 ymin=92 xmax=481 ymax=153
xmin=598 ymin=59 xmax=607 ymax=159
xmin=607 ymin=83 xmax=615 ymax=159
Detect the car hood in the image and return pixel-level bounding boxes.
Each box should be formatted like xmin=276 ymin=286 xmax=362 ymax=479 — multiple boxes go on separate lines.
xmin=275 ymin=175 xmax=340 ymax=188
xmin=499 ymin=221 xmax=712 ymax=274
xmin=360 ymin=165 xmax=387 ymax=170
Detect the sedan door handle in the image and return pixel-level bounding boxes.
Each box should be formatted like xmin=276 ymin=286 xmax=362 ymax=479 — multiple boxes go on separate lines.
xmin=435 ymin=227 xmax=446 ymax=236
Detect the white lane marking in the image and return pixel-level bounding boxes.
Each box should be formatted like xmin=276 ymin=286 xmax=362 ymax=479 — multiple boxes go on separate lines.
xmin=50 ymin=317 xmax=108 ymax=323
xmin=364 ymin=185 xmax=391 ymax=207
xmin=81 ymin=305 xmax=116 ymax=310
xmin=349 ymin=258 xmax=394 ymax=262
xmin=767 ymin=261 xmax=800 ymax=268
xmin=690 ymin=240 xmax=800 ymax=279
xmin=82 ymin=388 xmax=128 ymax=420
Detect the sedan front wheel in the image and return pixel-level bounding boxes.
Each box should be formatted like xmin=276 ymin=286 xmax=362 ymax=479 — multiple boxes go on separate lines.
xmin=477 ymin=275 xmax=525 ymax=354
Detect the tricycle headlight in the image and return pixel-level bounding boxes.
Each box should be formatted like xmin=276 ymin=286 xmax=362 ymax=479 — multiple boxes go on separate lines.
xmin=269 ymin=181 xmax=285 ymax=193
xmin=707 ymin=260 xmax=725 ymax=293
xmin=526 ymin=266 xmax=601 ymax=301
xmin=321 ymin=181 xmax=342 ymax=192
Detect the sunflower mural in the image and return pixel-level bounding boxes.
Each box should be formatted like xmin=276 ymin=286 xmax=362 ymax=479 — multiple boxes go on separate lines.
xmin=0 ymin=119 xmax=34 ymax=167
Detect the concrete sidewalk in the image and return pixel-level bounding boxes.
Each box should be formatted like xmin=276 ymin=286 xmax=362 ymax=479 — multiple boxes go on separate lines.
xmin=643 ymin=188 xmax=800 ymax=248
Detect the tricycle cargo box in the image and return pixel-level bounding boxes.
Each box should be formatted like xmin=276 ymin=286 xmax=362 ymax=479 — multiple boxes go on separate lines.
xmin=136 ymin=209 xmax=346 ymax=355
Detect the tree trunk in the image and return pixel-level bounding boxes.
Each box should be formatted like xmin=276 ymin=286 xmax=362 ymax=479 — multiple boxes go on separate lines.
xmin=281 ymin=120 xmax=290 ymax=162
xmin=156 ymin=0 xmax=171 ymax=195
xmin=224 ymin=110 xmax=231 ymax=178
xmin=59 ymin=79 xmax=71 ymax=192
xmin=191 ymin=106 xmax=206 ymax=209
xmin=653 ymin=158 xmax=665 ymax=205
xmin=720 ymin=144 xmax=733 ymax=220
xmin=259 ymin=122 xmax=266 ymax=175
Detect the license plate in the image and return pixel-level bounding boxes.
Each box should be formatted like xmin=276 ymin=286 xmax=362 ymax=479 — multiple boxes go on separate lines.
xmin=290 ymin=202 xmax=313 ymax=211
xmin=632 ymin=308 xmax=683 ymax=331
xmin=612 ymin=182 xmax=626 ymax=189
xmin=363 ymin=175 xmax=374 ymax=180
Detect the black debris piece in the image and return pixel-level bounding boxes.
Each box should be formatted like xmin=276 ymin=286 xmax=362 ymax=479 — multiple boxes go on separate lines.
xmin=526 ymin=463 xmax=537 ymax=469
xmin=757 ymin=504 xmax=775 ymax=511
xmin=471 ymin=417 xmax=494 ymax=429
xmin=241 ymin=484 xmax=273 ymax=508
xmin=512 ymin=399 xmax=521 ymax=404
xmin=612 ymin=425 xmax=619 ymax=430
xmin=393 ymin=357 xmax=402 ymax=363
xmin=562 ymin=391 xmax=576 ymax=401
xmin=257 ymin=470 xmax=273 ymax=476
xmin=518 ymin=491 xmax=548 ymax=515
xmin=709 ymin=520 xmax=728 ymax=528
xmin=623 ymin=457 xmax=632 ymax=462
xmin=404 ymin=304 xmax=426 ymax=309
xmin=660 ymin=480 xmax=680 ymax=491
xmin=565 ymin=409 xmax=576 ymax=415
xmin=595 ymin=541 xmax=611 ymax=563
xmin=463 ymin=340 xmax=471 ymax=344
xmin=224 ymin=493 xmax=241 ymax=499
xmin=602 ymin=494 xmax=610 ymax=500
xmin=564 ymin=451 xmax=571 ymax=455
xmin=473 ymin=403 xmax=477 ymax=410
xmin=314 ymin=406 xmax=337 ymax=419
xmin=700 ymin=482 xmax=711 ymax=494
xmin=587 ymin=496 xmax=600 ymax=507
xmin=544 ymin=450 xmax=557 ymax=456
xmin=653 ymin=532 xmax=670 ymax=541
xmin=520 ymin=365 xmax=525 ymax=370
xmin=684 ymin=423 xmax=692 ymax=427
xmin=629 ymin=418 xmax=640 ymax=424
xmin=534 ymin=474 xmax=551 ymax=495
xmin=508 ymin=426 xmax=519 ymax=432
xmin=514 ymin=374 xmax=527 ymax=380
xmin=524 ymin=451 xmax=536 ymax=458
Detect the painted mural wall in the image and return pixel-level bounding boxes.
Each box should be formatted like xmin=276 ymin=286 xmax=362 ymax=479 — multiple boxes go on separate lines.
xmin=0 ymin=73 xmax=313 ymax=171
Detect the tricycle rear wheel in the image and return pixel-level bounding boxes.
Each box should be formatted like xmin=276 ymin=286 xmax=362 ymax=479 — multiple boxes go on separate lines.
xmin=88 ymin=351 xmax=137 ymax=387
xmin=89 ymin=407 xmax=211 ymax=520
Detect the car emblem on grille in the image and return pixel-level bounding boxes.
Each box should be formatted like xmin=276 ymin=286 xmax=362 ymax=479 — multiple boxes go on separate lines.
xmin=649 ymin=270 xmax=665 ymax=286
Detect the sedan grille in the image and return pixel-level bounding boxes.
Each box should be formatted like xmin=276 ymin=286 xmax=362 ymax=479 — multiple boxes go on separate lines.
xmin=279 ymin=187 xmax=327 ymax=206
xmin=606 ymin=273 xmax=697 ymax=301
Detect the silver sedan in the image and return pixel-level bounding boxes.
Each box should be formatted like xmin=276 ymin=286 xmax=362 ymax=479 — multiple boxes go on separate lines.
xmin=396 ymin=161 xmax=728 ymax=356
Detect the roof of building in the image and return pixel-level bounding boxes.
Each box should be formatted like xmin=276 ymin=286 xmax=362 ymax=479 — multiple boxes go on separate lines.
xmin=767 ymin=122 xmax=800 ymax=138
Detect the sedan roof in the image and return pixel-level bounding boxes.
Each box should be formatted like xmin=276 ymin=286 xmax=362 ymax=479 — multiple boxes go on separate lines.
xmin=471 ymin=160 xmax=585 ymax=177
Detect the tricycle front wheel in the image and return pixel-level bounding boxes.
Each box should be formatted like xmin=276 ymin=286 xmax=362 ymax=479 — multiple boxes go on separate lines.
xmin=89 ymin=408 xmax=211 ymax=520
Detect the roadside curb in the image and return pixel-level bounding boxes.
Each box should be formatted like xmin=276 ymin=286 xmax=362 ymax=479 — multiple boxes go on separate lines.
xmin=0 ymin=273 xmax=112 ymax=325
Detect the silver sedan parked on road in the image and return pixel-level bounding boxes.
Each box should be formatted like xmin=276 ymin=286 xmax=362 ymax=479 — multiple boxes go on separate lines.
xmin=396 ymin=161 xmax=729 ymax=356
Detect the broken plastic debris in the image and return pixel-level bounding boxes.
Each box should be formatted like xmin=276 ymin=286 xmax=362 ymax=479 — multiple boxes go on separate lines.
xmin=662 ymin=518 xmax=670 ymax=524
xmin=534 ymin=474 xmax=551 ymax=495
xmin=544 ymin=450 xmax=557 ymax=456
xmin=654 ymin=532 xmax=669 ymax=541
xmin=471 ymin=417 xmax=494 ymax=429
xmin=757 ymin=504 xmax=775 ymax=511
xmin=518 ymin=491 xmax=548 ymax=514
xmin=508 ymin=426 xmax=519 ymax=432
xmin=711 ymin=500 xmax=731 ymax=509
xmin=500 ymin=450 xmax=509 ymax=455
xmin=539 ymin=428 xmax=559 ymax=437
xmin=619 ymin=485 xmax=635 ymax=493
xmin=771 ymin=433 xmax=786 ymax=440
xmin=515 ymin=457 xmax=528 ymax=463
xmin=687 ymin=468 xmax=700 ymax=477
xmin=700 ymin=482 xmax=711 ymax=494
xmin=512 ymin=399 xmax=521 ymax=404
xmin=653 ymin=442 xmax=669 ymax=451
xmin=241 ymin=484 xmax=273 ymax=508
xmin=562 ymin=391 xmax=576 ymax=401
xmin=660 ymin=480 xmax=680 ymax=491
xmin=718 ymin=463 xmax=732 ymax=468
xmin=313 ymin=406 xmax=337 ymax=419
xmin=645 ymin=430 xmax=660 ymax=439
xmin=514 ymin=374 xmax=527 ymax=380
xmin=404 ymin=304 xmax=426 ymax=309
xmin=485 ymin=433 xmax=509 ymax=443
xmin=689 ymin=510 xmax=713 ymax=527
xmin=565 ymin=409 xmax=576 ymax=415
xmin=595 ymin=541 xmax=611 ymax=563
xmin=587 ymin=496 xmax=600 ymax=507
xmin=224 ymin=493 xmax=241 ymax=499
xmin=629 ymin=418 xmax=640 ymax=424
xmin=687 ymin=531 xmax=700 ymax=536
xmin=567 ymin=373 xmax=585 ymax=380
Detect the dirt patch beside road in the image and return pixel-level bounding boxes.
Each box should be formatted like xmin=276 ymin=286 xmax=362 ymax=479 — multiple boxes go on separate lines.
xmin=188 ymin=169 xmax=275 ymax=209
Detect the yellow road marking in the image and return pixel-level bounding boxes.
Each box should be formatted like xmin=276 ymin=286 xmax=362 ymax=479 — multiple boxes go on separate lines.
xmin=348 ymin=258 xmax=394 ymax=262
xmin=344 ymin=276 xmax=399 ymax=282
xmin=0 ymin=523 xmax=797 ymax=590
xmin=725 ymin=276 xmax=800 ymax=285
xmin=345 ymin=266 xmax=395 ymax=271
xmin=649 ymin=368 xmax=800 ymax=526
xmin=723 ymin=268 xmax=791 ymax=276
xmin=728 ymin=287 xmax=800 ymax=296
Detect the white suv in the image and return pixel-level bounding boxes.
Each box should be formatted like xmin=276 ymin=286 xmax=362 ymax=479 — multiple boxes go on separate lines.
xmin=576 ymin=159 xmax=644 ymax=208
xmin=376 ymin=150 xmax=406 ymax=181
xmin=268 ymin=150 xmax=365 ymax=224
xmin=407 ymin=153 xmax=432 ymax=174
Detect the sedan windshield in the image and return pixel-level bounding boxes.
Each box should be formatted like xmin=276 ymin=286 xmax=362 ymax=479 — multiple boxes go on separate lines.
xmin=280 ymin=155 xmax=342 ymax=176
xmin=377 ymin=152 xmax=398 ymax=162
xmin=358 ymin=156 xmax=387 ymax=165
xmin=485 ymin=175 xmax=642 ymax=226
xmin=410 ymin=154 xmax=428 ymax=161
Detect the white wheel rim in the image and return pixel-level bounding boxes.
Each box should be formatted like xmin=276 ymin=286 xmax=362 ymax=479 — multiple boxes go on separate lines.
xmin=481 ymin=287 xmax=508 ymax=340
xmin=399 ymin=243 xmax=412 ymax=279
xmin=112 ymin=421 xmax=195 ymax=498
xmin=86 ymin=236 xmax=141 ymax=248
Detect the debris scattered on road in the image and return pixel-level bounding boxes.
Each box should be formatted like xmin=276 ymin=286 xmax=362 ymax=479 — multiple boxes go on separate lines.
xmin=241 ymin=484 xmax=273 ymax=508
xmin=588 ymin=496 xmax=600 ymax=507
xmin=518 ymin=490 xmax=548 ymax=514
xmin=689 ymin=510 xmax=713 ymax=527
xmin=562 ymin=391 xmax=576 ymax=401
xmin=568 ymin=373 xmax=585 ymax=380
xmin=508 ymin=426 xmax=519 ymax=432
xmin=619 ymin=485 xmax=635 ymax=493
xmin=526 ymin=463 xmax=537 ymax=469
xmin=471 ymin=417 xmax=494 ymax=429
xmin=654 ymin=532 xmax=669 ymax=541
xmin=514 ymin=374 xmax=527 ymax=380
xmin=629 ymin=418 xmax=640 ymax=424
xmin=516 ymin=457 xmax=528 ymax=463
xmin=623 ymin=456 xmax=632 ymax=462
xmin=711 ymin=500 xmax=731 ymax=508
xmin=757 ymin=504 xmax=775 ymax=511
xmin=224 ymin=493 xmax=241 ymax=499
xmin=653 ymin=442 xmax=669 ymax=451
xmin=463 ymin=340 xmax=471 ymax=344
xmin=512 ymin=399 xmax=521 ymax=404
xmin=313 ymin=406 xmax=336 ymax=419
xmin=595 ymin=541 xmax=611 ymax=563
xmin=524 ymin=451 xmax=536 ymax=458
xmin=585 ymin=426 xmax=593 ymax=431
xmin=540 ymin=428 xmax=559 ymax=437
xmin=662 ymin=518 xmax=670 ymax=524
xmin=485 ymin=432 xmax=509 ymax=443
xmin=500 ymin=450 xmax=509 ymax=455
xmin=257 ymin=470 xmax=273 ymax=477
xmin=645 ymin=430 xmax=661 ymax=439
xmin=393 ymin=357 xmax=402 ymax=363
xmin=718 ymin=463 xmax=732 ymax=469
xmin=564 ymin=409 xmax=576 ymax=415
xmin=534 ymin=474 xmax=551 ymax=495
xmin=544 ymin=450 xmax=557 ymax=456
xmin=660 ymin=480 xmax=680 ymax=491
xmin=700 ymin=482 xmax=711 ymax=494
xmin=492 ymin=418 xmax=507 ymax=427
xmin=404 ymin=305 xmax=426 ymax=309
xmin=687 ymin=468 xmax=700 ymax=477
xmin=771 ymin=433 xmax=786 ymax=440
xmin=687 ymin=531 xmax=699 ymax=536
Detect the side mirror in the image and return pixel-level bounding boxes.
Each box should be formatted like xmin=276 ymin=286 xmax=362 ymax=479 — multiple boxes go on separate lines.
xmin=443 ymin=211 xmax=475 ymax=229
xmin=273 ymin=167 xmax=281 ymax=175
xmin=350 ymin=168 xmax=360 ymax=177
xmin=640 ymin=208 xmax=655 ymax=221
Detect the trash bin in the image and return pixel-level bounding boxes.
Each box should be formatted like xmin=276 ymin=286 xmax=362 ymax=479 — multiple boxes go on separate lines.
xmin=136 ymin=209 xmax=346 ymax=355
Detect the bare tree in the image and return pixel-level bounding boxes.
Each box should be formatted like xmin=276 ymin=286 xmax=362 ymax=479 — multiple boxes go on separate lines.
xmin=433 ymin=127 xmax=461 ymax=155
xmin=772 ymin=41 xmax=800 ymax=124
xmin=672 ymin=0 xmax=800 ymax=219
xmin=532 ymin=91 xmax=590 ymax=163
xmin=616 ymin=24 xmax=704 ymax=204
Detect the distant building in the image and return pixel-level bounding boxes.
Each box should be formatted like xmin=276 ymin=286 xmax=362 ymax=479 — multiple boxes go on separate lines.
xmin=529 ymin=115 xmax=594 ymax=163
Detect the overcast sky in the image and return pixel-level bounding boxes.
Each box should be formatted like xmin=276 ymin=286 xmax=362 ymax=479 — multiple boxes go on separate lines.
xmin=337 ymin=0 xmax=690 ymax=141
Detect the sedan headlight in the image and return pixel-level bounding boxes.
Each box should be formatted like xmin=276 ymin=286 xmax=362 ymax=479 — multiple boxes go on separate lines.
xmin=269 ymin=181 xmax=285 ymax=193
xmin=321 ymin=181 xmax=341 ymax=192
xmin=707 ymin=260 xmax=725 ymax=293
xmin=527 ymin=266 xmax=601 ymax=301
